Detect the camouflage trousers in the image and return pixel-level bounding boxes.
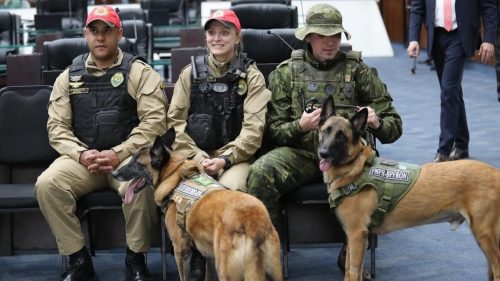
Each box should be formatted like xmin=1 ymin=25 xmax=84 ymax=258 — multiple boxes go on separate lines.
xmin=247 ymin=146 xmax=323 ymax=225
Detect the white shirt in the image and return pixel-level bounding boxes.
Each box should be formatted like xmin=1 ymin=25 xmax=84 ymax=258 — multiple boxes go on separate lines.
xmin=435 ymin=0 xmax=457 ymax=30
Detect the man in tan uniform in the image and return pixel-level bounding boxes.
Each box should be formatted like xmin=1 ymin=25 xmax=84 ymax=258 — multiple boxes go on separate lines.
xmin=34 ymin=6 xmax=167 ymax=281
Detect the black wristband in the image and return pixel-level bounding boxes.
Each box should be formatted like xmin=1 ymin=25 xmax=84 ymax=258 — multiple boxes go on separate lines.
xmin=219 ymin=156 xmax=231 ymax=170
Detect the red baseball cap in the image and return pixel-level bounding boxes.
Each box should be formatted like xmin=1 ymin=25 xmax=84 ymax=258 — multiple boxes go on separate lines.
xmin=204 ymin=9 xmax=241 ymax=32
xmin=86 ymin=6 xmax=121 ymax=29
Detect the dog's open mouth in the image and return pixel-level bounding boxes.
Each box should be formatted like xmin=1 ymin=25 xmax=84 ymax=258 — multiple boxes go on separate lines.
xmin=124 ymin=177 xmax=146 ymax=204
xmin=319 ymin=158 xmax=333 ymax=172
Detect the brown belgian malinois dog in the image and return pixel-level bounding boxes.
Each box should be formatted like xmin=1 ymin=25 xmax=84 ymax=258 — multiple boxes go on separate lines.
xmin=317 ymin=95 xmax=500 ymax=281
xmin=113 ymin=128 xmax=282 ymax=281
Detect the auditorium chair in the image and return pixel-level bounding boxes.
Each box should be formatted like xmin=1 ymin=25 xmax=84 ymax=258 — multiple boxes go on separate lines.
xmin=140 ymin=0 xmax=185 ymax=53
xmin=35 ymin=0 xmax=87 ymax=32
xmin=0 ymin=85 xmax=58 ymax=256
xmin=122 ymin=19 xmax=153 ymax=63
xmin=0 ymin=11 xmax=20 ymax=80
xmin=241 ymin=28 xmax=306 ymax=85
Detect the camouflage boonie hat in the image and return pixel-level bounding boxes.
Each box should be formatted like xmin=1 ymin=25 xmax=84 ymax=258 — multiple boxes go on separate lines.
xmin=295 ymin=4 xmax=351 ymax=41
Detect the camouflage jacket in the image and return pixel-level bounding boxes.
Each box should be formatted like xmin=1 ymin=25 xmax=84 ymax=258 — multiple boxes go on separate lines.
xmin=266 ymin=48 xmax=403 ymax=157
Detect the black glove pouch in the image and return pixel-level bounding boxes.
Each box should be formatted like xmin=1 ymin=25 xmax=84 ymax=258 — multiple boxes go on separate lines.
xmin=94 ymin=109 xmax=123 ymax=150
xmin=186 ymin=113 xmax=218 ymax=151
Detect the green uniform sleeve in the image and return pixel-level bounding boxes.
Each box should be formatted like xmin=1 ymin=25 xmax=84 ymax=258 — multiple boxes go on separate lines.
xmin=355 ymin=62 xmax=403 ymax=144
xmin=266 ymin=65 xmax=308 ymax=147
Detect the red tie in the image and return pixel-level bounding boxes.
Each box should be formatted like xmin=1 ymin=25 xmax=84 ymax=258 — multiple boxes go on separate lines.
xmin=443 ymin=0 xmax=452 ymax=31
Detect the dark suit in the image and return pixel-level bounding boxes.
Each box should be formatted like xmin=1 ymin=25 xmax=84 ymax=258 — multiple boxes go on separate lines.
xmin=408 ymin=0 xmax=496 ymax=155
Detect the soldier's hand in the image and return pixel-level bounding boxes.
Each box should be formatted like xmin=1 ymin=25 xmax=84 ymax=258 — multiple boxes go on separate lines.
xmin=201 ymin=158 xmax=224 ymax=176
xmin=407 ymin=41 xmax=419 ymax=58
xmin=299 ymin=107 xmax=322 ymax=132
xmin=359 ymin=106 xmax=381 ymax=130
xmin=79 ymin=149 xmax=100 ymax=168
xmin=87 ymin=150 xmax=120 ymax=174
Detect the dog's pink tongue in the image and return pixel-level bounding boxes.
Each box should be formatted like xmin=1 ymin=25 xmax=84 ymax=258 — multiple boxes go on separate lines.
xmin=124 ymin=178 xmax=144 ymax=204
xmin=319 ymin=159 xmax=332 ymax=172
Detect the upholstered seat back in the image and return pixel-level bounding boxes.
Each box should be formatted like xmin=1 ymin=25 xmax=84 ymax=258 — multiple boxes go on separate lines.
xmin=0 ymin=86 xmax=58 ymax=164
xmin=231 ymin=0 xmax=291 ymax=6
xmin=231 ymin=3 xmax=298 ymax=29
xmin=36 ymin=0 xmax=87 ymax=29
xmin=140 ymin=0 xmax=184 ymax=25
xmin=0 ymin=11 xmax=16 ymax=65
xmin=42 ymin=37 xmax=134 ymax=71
xmin=242 ymin=28 xmax=305 ymax=83
xmin=242 ymin=28 xmax=305 ymax=64
xmin=122 ymin=19 xmax=153 ymax=62
xmin=117 ymin=7 xmax=146 ymax=21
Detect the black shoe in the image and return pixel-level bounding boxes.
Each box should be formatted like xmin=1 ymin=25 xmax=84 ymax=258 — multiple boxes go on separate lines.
xmin=336 ymin=243 xmax=346 ymax=273
xmin=62 ymin=247 xmax=98 ymax=281
xmin=125 ymin=248 xmax=151 ymax=281
xmin=449 ymin=148 xmax=469 ymax=161
xmin=432 ymin=152 xmax=449 ymax=163
xmin=186 ymin=247 xmax=206 ymax=281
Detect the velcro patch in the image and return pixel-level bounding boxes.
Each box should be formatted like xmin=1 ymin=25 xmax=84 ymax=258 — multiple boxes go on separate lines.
xmin=369 ymin=167 xmax=410 ymax=182
xmin=176 ymin=183 xmax=205 ymax=199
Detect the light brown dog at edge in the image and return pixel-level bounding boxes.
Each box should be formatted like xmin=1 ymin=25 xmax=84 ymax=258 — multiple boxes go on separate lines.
xmin=317 ymin=95 xmax=500 ymax=281
xmin=113 ymin=128 xmax=283 ymax=281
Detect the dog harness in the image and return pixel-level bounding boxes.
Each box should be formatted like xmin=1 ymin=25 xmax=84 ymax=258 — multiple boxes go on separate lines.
xmin=169 ymin=172 xmax=228 ymax=232
xmin=328 ymin=150 xmax=421 ymax=229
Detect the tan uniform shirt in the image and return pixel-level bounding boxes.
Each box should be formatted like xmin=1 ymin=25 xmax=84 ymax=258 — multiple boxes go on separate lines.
xmin=167 ymin=54 xmax=271 ymax=165
xmin=47 ymin=48 xmax=168 ymax=163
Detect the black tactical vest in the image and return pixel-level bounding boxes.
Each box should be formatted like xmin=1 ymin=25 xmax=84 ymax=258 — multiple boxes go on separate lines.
xmin=186 ymin=54 xmax=252 ymax=151
xmin=68 ymin=53 xmax=142 ymax=150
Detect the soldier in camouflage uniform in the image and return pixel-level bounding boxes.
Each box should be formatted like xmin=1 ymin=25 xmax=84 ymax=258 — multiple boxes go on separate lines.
xmin=246 ymin=4 xmax=403 ymax=279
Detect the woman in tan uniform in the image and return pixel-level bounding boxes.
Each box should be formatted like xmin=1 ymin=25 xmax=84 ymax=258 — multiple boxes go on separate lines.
xmin=167 ymin=9 xmax=270 ymax=191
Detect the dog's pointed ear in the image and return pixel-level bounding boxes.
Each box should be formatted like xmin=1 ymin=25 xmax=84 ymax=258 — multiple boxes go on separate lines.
xmin=150 ymin=135 xmax=168 ymax=170
xmin=160 ymin=128 xmax=176 ymax=150
xmin=350 ymin=108 xmax=368 ymax=138
xmin=319 ymin=95 xmax=336 ymax=127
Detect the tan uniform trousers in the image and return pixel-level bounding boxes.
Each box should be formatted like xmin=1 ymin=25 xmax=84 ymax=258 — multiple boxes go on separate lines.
xmin=34 ymin=155 xmax=158 ymax=256
xmin=217 ymin=162 xmax=249 ymax=192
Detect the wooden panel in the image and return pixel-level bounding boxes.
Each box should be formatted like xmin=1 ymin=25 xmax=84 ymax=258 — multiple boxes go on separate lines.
xmin=381 ymin=0 xmax=406 ymax=43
